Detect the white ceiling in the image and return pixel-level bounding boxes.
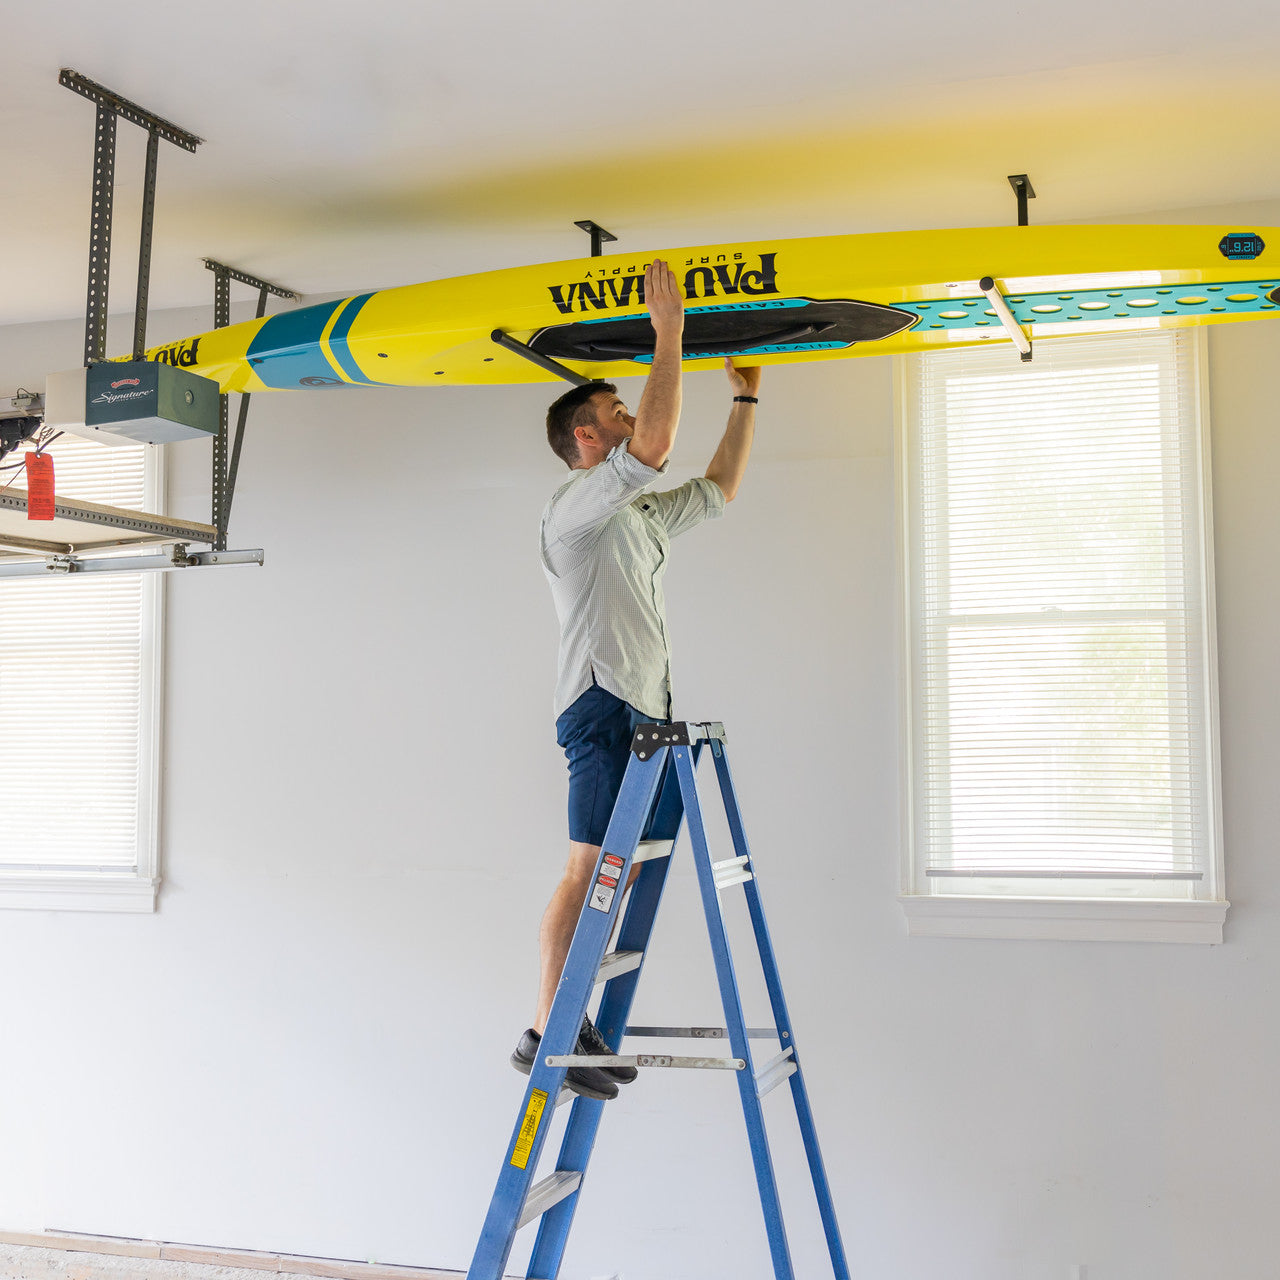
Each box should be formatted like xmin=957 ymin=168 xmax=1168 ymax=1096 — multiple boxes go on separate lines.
xmin=4 ymin=0 xmax=1280 ymax=329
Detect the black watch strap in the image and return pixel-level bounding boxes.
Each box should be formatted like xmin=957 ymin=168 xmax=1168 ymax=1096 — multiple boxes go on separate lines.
xmin=733 ymin=395 xmax=759 ymax=404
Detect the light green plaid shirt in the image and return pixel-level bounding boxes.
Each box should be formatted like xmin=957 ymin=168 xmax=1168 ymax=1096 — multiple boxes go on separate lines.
xmin=541 ymin=440 xmax=725 ymax=719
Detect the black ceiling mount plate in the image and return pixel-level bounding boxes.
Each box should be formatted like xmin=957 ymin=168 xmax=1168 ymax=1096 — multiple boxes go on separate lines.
xmin=1008 ymin=173 xmax=1036 ymax=226
xmin=575 ymin=220 xmax=617 ymax=257
xmin=528 ymin=298 xmax=917 ymax=364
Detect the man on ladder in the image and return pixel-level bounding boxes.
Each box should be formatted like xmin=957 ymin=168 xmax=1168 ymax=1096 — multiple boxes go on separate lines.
xmin=511 ymin=258 xmax=762 ymax=1101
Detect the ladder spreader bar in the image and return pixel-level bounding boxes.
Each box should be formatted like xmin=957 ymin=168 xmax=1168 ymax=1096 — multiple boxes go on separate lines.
xmin=625 ymin=1025 xmax=780 ymax=1039
xmin=546 ymin=1053 xmax=745 ymax=1071
xmin=517 ymin=1171 xmax=582 ymax=1230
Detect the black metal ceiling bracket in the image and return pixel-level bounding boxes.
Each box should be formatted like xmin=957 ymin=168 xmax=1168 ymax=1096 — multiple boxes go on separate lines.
xmin=1008 ymin=173 xmax=1036 ymax=227
xmin=60 ymin=69 xmax=205 ymax=367
xmin=202 ymin=259 xmax=298 ymax=303
xmin=60 ymin=70 xmax=203 ymax=151
xmin=204 ymin=261 xmax=299 ymax=550
xmin=574 ymin=220 xmax=617 ymax=257
xmin=491 ymin=330 xmax=592 ymax=387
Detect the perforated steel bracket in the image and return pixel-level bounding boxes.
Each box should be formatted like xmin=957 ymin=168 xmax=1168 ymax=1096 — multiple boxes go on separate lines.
xmin=203 ymin=261 xmax=299 ymax=549
xmin=61 ymin=69 xmax=204 ymax=368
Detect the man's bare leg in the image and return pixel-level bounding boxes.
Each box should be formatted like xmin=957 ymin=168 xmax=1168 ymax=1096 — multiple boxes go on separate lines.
xmin=534 ymin=841 xmax=646 ymax=1035
xmin=534 ymin=841 xmax=600 ymax=1035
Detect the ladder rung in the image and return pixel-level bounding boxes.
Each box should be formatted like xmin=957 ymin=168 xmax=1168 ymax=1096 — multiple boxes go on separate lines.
xmin=517 ymin=1170 xmax=582 ymax=1229
xmin=625 ymin=1025 xmax=780 ymax=1040
xmin=634 ymin=839 xmax=674 ymax=863
xmin=546 ymin=1053 xmax=745 ymax=1071
xmin=595 ymin=950 xmax=643 ymax=983
xmin=711 ymin=855 xmax=753 ymax=892
xmin=754 ymin=1047 xmax=797 ymax=1098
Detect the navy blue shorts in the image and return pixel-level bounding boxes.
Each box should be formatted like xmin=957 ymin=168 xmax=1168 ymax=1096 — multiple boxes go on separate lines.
xmin=556 ymin=683 xmax=663 ymax=846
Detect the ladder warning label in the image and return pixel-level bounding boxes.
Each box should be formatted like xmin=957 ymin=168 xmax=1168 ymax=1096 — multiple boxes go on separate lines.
xmin=510 ymin=1088 xmax=548 ymax=1169
xmin=588 ymin=854 xmax=625 ymax=913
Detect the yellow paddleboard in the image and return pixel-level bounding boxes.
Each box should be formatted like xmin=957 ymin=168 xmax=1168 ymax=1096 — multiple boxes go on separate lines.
xmin=125 ymin=225 xmax=1279 ymax=391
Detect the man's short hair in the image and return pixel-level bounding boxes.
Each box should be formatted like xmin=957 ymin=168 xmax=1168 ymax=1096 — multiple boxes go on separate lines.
xmin=546 ymin=381 xmax=616 ymax=469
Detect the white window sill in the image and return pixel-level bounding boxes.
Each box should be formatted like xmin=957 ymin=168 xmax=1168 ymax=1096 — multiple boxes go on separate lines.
xmin=899 ymin=894 xmax=1228 ymax=944
xmin=0 ymin=873 xmax=158 ymax=913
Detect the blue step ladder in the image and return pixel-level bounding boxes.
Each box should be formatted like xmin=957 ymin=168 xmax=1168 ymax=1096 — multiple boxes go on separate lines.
xmin=467 ymin=721 xmax=850 ymax=1280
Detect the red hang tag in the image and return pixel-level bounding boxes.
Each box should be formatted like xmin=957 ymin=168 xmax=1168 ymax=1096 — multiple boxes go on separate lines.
xmin=25 ymin=452 xmax=55 ymax=521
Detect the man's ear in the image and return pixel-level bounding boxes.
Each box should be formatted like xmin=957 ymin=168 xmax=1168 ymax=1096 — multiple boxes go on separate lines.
xmin=573 ymin=423 xmax=596 ymax=446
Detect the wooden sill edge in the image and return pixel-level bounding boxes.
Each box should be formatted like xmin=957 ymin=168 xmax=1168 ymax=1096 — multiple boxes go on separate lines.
xmin=0 ymin=1229 xmax=465 ymax=1280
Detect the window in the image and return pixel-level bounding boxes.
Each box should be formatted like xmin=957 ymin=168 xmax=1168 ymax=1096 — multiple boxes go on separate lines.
xmin=0 ymin=437 xmax=162 ymax=911
xmin=898 ymin=330 xmax=1225 ymax=942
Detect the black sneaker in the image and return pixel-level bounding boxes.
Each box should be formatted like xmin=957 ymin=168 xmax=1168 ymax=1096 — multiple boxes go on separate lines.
xmin=579 ymin=1015 xmax=638 ymax=1084
xmin=511 ymin=1028 xmax=618 ymax=1101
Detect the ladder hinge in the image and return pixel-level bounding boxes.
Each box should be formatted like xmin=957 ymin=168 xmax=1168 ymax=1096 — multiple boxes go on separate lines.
xmin=630 ymin=720 xmax=727 ymax=758
xmin=631 ymin=722 xmax=691 ymax=757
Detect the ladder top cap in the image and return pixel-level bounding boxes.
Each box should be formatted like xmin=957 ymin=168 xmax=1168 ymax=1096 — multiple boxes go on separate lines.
xmin=630 ymin=721 xmax=726 ymax=758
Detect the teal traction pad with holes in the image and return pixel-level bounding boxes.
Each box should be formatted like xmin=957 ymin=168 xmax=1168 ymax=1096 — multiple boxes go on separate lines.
xmin=906 ymin=280 xmax=1280 ymax=331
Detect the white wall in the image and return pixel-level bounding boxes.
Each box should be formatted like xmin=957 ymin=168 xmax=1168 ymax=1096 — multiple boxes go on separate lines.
xmin=1 ymin=211 xmax=1277 ymax=1280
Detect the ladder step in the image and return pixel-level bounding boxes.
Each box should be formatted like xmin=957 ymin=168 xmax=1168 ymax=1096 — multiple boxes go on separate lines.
xmin=546 ymin=1053 xmax=745 ymax=1071
xmin=712 ymin=854 xmax=753 ymax=891
xmin=754 ymin=1047 xmax=797 ymax=1098
xmin=634 ymin=838 xmax=674 ymax=863
xmin=626 ymin=1025 xmax=780 ymax=1040
xmin=595 ymin=950 xmax=642 ymax=984
xmin=517 ymin=1170 xmax=582 ymax=1230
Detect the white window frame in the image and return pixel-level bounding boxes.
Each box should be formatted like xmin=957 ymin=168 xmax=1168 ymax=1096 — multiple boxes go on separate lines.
xmin=0 ymin=444 xmax=164 ymax=913
xmin=895 ymin=330 xmax=1226 ymax=944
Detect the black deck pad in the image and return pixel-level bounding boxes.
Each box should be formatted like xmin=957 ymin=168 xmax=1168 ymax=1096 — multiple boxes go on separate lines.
xmin=529 ymin=298 xmax=918 ymax=364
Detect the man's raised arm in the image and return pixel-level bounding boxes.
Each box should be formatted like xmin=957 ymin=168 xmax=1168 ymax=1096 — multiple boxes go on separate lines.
xmin=705 ymin=360 xmax=761 ymax=502
xmin=628 ymin=260 xmax=685 ymax=469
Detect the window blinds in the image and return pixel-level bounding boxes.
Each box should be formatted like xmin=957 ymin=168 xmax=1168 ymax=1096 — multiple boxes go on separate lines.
xmin=0 ymin=438 xmax=152 ymax=871
xmin=905 ymin=331 xmax=1215 ymax=886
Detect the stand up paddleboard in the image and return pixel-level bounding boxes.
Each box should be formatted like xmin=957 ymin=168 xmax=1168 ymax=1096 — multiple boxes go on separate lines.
xmin=124 ymin=225 xmax=1278 ymax=391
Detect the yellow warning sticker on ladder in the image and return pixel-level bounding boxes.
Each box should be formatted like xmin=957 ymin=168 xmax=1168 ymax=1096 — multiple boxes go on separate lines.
xmin=510 ymin=1088 xmax=548 ymax=1169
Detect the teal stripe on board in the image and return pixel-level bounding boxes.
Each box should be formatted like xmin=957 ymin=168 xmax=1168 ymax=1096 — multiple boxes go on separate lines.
xmin=246 ymin=299 xmax=347 ymax=388
xmin=327 ymin=293 xmax=389 ymax=385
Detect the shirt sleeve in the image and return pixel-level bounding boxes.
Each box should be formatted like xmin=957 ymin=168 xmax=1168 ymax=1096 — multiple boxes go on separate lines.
xmin=543 ymin=440 xmax=669 ymax=548
xmin=642 ymin=476 xmax=726 ymax=539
